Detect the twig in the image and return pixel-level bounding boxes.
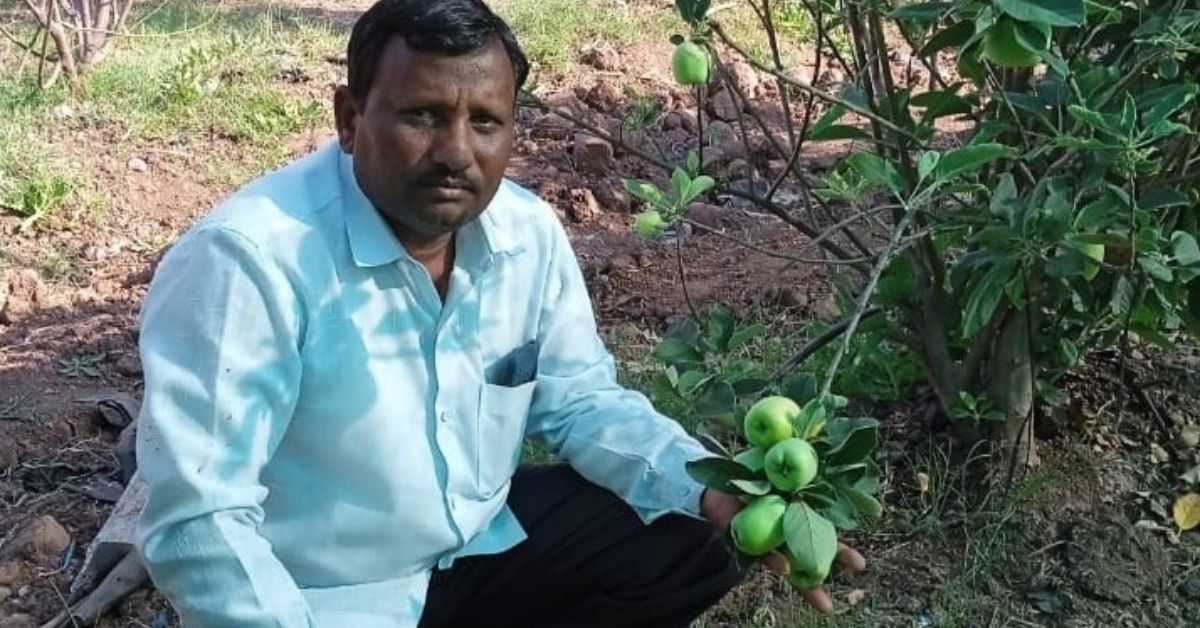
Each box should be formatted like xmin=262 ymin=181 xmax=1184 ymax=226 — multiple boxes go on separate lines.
xmin=712 ymin=21 xmax=920 ymax=141
xmin=770 ymin=307 xmax=883 ymax=383
xmin=821 ymin=203 xmax=917 ymax=397
xmin=682 ymin=218 xmax=873 ymax=265
xmin=674 ymin=230 xmax=699 ymax=322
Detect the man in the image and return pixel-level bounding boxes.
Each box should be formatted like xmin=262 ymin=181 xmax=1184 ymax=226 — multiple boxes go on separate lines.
xmin=134 ymin=1 xmax=864 ymax=626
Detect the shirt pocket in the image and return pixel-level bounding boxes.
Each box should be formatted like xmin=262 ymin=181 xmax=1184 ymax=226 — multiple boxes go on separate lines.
xmin=474 ymin=380 xmax=535 ymax=499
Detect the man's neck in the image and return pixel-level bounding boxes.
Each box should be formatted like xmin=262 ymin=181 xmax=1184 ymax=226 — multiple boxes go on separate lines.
xmin=399 ymin=232 xmax=456 ymax=301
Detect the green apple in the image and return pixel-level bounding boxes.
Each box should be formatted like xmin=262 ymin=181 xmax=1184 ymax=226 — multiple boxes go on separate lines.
xmin=730 ymin=495 xmax=787 ymax=556
xmin=733 ymin=447 xmax=766 ymax=473
xmin=634 ymin=210 xmax=666 ymax=238
xmin=743 ymin=396 xmax=799 ymax=449
xmin=765 ymin=437 xmax=819 ymax=492
xmin=1077 ymin=243 xmax=1105 ymax=280
xmin=672 ymin=41 xmax=710 ymax=86
xmin=787 ymin=567 xmax=827 ymax=590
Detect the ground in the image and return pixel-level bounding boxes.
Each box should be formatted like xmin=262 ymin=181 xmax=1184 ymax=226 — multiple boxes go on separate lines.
xmin=1 ymin=1 xmax=1198 ymax=627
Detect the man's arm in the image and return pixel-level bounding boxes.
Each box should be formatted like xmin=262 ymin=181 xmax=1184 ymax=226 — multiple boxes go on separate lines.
xmin=524 ymin=219 xmax=713 ymax=522
xmin=136 ymin=226 xmax=317 ymax=627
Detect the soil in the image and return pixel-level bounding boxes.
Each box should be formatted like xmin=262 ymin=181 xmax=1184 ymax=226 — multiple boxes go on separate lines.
xmin=2 ymin=2 xmax=1199 ymax=627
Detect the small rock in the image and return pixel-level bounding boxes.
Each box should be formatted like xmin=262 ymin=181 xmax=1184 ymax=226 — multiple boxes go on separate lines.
xmin=0 ymin=585 xmax=10 ymax=604
xmin=846 ymin=588 xmax=867 ymax=606
xmin=14 ymin=586 xmax=27 ymax=598
xmin=767 ymin=159 xmax=789 ymax=178
xmin=580 ymin=45 xmax=620 ymax=71
xmin=726 ymin=159 xmax=752 ymax=179
xmin=567 ymin=188 xmax=601 ymax=223
xmin=675 ymin=110 xmax=699 ymax=133
xmin=0 ymin=614 xmax=35 ymax=628
xmin=51 ymin=103 xmax=74 ymax=120
xmin=127 ymin=157 xmax=148 ymax=173
xmin=583 ymin=81 xmax=623 ymax=112
xmin=0 ymin=270 xmax=44 ymax=325
xmin=573 ymin=133 xmax=614 ymax=176
xmin=705 ymin=120 xmax=741 ymax=155
xmin=1150 ymin=442 xmax=1171 ymax=464
xmin=7 ymin=516 xmax=70 ymax=562
xmin=813 ymin=294 xmax=842 ymax=321
xmin=661 ymin=111 xmax=683 ymax=131
xmin=517 ymin=139 xmax=539 ymax=155
xmin=115 ymin=353 xmax=143 ymax=377
xmin=1178 ymin=425 xmax=1199 ymax=449
xmin=592 ymin=181 xmax=631 ymax=214
xmin=1169 ymin=410 xmax=1189 ymax=426
xmin=0 ymin=448 xmax=16 ymax=473
xmin=707 ymin=89 xmax=740 ymax=121
xmin=726 ymin=60 xmax=760 ymax=94
xmin=0 ymin=562 xmax=19 ymax=586
xmin=530 ymin=113 xmax=572 ymax=140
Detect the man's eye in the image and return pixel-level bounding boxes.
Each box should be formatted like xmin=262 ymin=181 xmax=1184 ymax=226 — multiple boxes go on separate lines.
xmin=472 ymin=117 xmax=501 ymax=131
xmin=402 ymin=110 xmax=438 ymax=126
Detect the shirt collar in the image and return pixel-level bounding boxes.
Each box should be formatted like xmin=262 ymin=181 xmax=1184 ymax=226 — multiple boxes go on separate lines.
xmin=337 ymin=148 xmax=523 ymax=268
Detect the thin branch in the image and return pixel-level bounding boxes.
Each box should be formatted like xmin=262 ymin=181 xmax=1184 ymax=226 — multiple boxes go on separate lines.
xmin=711 ymin=21 xmax=920 ymax=141
xmin=675 ymin=230 xmax=700 ymax=322
xmin=770 ymin=307 xmax=884 ymax=383
xmin=821 ymin=202 xmax=918 ymax=397
xmin=683 ymin=218 xmax=874 ymax=265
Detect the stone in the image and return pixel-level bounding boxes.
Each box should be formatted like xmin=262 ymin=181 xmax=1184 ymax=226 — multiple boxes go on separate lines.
xmin=1178 ymin=425 xmax=1199 ymax=449
xmin=580 ymin=45 xmax=620 ymax=71
xmin=0 ymin=614 xmax=35 ymax=628
xmin=8 ymin=516 xmax=70 ymax=562
xmin=573 ymin=133 xmax=614 ymax=176
xmin=0 ymin=586 xmax=9 ymax=604
xmin=592 ymin=180 xmax=631 ymax=214
xmin=813 ymin=294 xmax=842 ymax=321
xmin=726 ymin=60 xmax=760 ymax=94
xmin=115 ymin=353 xmax=143 ymax=377
xmin=707 ymin=88 xmax=740 ymax=121
xmin=0 ymin=447 xmax=16 ymax=473
xmin=567 ymin=188 xmax=601 ymax=223
xmin=0 ymin=270 xmax=43 ymax=325
xmin=0 ymin=562 xmax=19 ymax=586
xmin=705 ymin=120 xmax=741 ymax=155
xmin=583 ymin=81 xmax=623 ymax=112
xmin=127 ymin=157 xmax=148 ymax=173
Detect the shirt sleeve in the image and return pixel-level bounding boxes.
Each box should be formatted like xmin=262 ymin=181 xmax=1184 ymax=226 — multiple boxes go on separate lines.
xmin=524 ymin=219 xmax=714 ymax=523
xmin=135 ymin=226 xmax=318 ymax=627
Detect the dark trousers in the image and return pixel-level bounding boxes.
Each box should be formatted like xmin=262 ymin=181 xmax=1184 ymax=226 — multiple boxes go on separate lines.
xmin=418 ymin=464 xmax=746 ymax=628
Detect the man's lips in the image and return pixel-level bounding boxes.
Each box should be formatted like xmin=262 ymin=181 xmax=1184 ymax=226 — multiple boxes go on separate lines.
xmin=418 ymin=181 xmax=475 ymax=201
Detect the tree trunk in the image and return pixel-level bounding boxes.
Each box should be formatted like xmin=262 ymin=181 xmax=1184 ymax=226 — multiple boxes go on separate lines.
xmin=986 ymin=310 xmax=1040 ymax=471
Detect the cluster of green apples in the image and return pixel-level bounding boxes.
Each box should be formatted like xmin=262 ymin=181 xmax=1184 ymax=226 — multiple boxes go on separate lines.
xmin=729 ymin=396 xmax=840 ymax=590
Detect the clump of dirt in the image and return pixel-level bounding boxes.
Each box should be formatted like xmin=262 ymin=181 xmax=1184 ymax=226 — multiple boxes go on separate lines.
xmin=1061 ymin=511 xmax=1169 ymax=603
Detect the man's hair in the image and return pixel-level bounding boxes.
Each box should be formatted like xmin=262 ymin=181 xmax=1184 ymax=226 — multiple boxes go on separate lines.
xmin=347 ymin=0 xmax=530 ymax=101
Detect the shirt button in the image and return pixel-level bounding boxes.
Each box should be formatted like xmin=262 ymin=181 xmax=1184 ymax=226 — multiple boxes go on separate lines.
xmin=439 ymin=410 xmax=451 ymax=423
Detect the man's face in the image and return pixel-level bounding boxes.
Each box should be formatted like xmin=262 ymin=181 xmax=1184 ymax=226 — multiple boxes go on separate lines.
xmin=334 ymin=36 xmax=517 ymax=243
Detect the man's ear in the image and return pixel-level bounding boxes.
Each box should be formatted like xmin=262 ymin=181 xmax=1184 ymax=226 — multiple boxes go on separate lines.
xmin=333 ymin=86 xmax=359 ymax=154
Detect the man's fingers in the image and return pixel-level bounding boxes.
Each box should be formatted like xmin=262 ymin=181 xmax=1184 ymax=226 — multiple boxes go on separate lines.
xmin=763 ymin=551 xmax=789 ymax=574
xmin=800 ymin=587 xmax=834 ymax=614
xmin=836 ymin=542 xmax=867 ymax=571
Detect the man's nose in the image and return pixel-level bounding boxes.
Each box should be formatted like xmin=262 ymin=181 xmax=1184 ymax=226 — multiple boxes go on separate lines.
xmin=430 ymin=119 xmax=472 ymax=173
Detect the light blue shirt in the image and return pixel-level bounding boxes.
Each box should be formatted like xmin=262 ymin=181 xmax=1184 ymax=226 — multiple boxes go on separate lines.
xmin=134 ymin=141 xmax=712 ymax=627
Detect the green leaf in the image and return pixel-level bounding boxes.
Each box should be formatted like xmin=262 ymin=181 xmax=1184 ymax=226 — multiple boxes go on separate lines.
xmin=677 ymin=370 xmax=712 ymax=395
xmin=820 ymin=496 xmax=859 ymax=531
xmin=687 ymin=175 xmax=716 ymax=201
xmin=810 ymin=125 xmax=872 ymax=141
xmin=911 ymin=89 xmax=974 ymax=119
xmin=920 ymin=20 xmax=975 ymax=57
xmin=1075 ymin=193 xmax=1123 ymax=230
xmin=729 ymin=479 xmax=773 ymax=495
xmin=731 ymin=377 xmax=770 ymax=396
xmin=963 ymin=261 xmax=1014 ymax=336
xmin=1139 ymin=256 xmax=1174 ymax=283
xmin=654 ymin=337 xmax=703 ymax=365
xmin=847 ymin=153 xmax=905 ymax=195
xmin=810 ymin=104 xmax=848 ymax=137
xmin=624 ymin=179 xmax=667 ymax=208
xmin=685 ymin=457 xmax=754 ymax=492
xmin=793 ymin=398 xmax=828 ymax=440
xmin=1067 ymin=105 xmax=1115 ymax=135
xmin=837 ymin=482 xmax=884 ymax=521
xmin=1173 ymin=232 xmax=1200 ymax=267
xmin=694 ymin=381 xmax=737 ymax=420
xmin=728 ymin=323 xmax=765 ymax=351
xmin=936 ymin=143 xmax=1016 ymax=181
xmin=822 ymin=417 xmax=880 ymax=466
xmin=671 ymin=168 xmax=692 ymax=201
xmin=1046 ymin=251 xmax=1086 ymax=278
xmin=918 ymin=151 xmax=941 ymax=182
xmin=1139 ymin=186 xmax=1191 ymax=211
xmin=990 ymin=173 xmax=1021 ymax=220
xmin=889 ymin=1 xmax=952 ymax=23
xmin=708 ymin=304 xmax=735 ymax=351
xmin=783 ymin=502 xmax=839 ymax=577
xmin=1112 ymin=275 xmax=1135 ymax=317
xmin=993 ymin=0 xmax=1084 ymax=26
xmin=784 ymin=373 xmax=819 ymax=406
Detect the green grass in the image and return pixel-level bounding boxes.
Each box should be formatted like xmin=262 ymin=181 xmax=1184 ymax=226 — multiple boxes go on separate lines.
xmin=0 ymin=0 xmax=342 ymax=231
xmin=491 ymin=0 xmax=675 ymax=77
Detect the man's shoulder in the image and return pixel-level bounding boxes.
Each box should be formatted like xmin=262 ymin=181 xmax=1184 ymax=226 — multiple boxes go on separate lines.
xmin=487 ymin=178 xmax=565 ymax=250
xmin=195 ymin=143 xmax=342 ymax=249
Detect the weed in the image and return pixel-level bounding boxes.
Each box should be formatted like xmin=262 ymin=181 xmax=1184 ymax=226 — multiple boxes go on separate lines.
xmin=58 ymin=352 xmax=107 ymax=379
